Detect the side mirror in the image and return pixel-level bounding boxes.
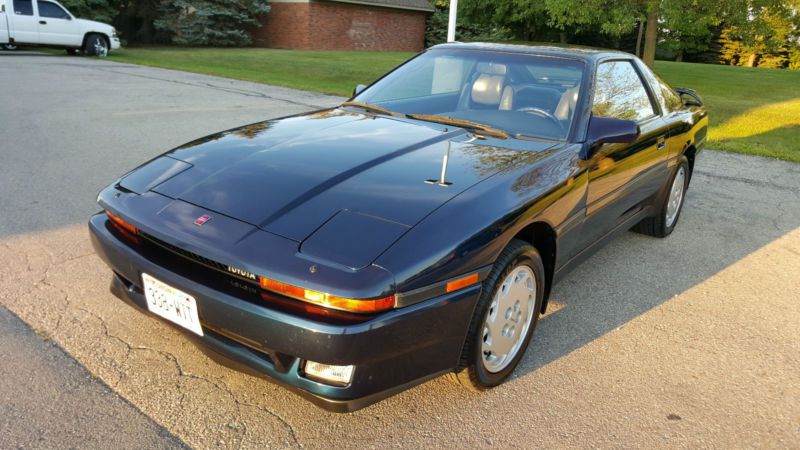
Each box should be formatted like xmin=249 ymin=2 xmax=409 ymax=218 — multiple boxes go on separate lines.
xmin=584 ymin=116 xmax=640 ymax=159
xmin=352 ymin=84 xmax=366 ymax=97
xmin=675 ymin=87 xmax=703 ymax=107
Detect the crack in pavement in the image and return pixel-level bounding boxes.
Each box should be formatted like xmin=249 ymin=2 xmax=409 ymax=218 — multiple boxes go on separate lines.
xmin=2 ymin=234 xmax=306 ymax=448
xmin=67 ymin=275 xmax=302 ymax=448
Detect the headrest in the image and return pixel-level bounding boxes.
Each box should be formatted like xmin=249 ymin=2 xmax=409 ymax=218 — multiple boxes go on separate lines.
xmin=471 ymin=74 xmax=505 ymax=105
xmin=475 ymin=62 xmax=507 ymax=75
xmin=555 ymin=86 xmax=580 ymax=120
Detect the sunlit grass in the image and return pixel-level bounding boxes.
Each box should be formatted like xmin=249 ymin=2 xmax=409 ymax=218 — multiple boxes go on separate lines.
xmin=654 ymin=61 xmax=800 ymax=162
xmin=709 ymin=99 xmax=800 ymax=140
xmin=97 ymin=48 xmax=800 ymax=162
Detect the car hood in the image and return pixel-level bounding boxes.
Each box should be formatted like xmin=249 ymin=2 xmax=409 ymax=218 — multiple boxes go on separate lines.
xmin=119 ymin=109 xmax=557 ymax=267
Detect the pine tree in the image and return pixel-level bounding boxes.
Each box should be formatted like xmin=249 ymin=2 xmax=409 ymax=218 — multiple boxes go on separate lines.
xmin=155 ymin=0 xmax=271 ymax=46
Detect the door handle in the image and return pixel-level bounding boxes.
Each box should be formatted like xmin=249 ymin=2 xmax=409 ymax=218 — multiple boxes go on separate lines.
xmin=657 ymin=136 xmax=666 ymax=150
xmin=39 ymin=20 xmax=47 ymax=24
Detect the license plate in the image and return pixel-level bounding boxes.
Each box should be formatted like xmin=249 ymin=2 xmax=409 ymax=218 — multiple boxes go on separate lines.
xmin=142 ymin=273 xmax=203 ymax=336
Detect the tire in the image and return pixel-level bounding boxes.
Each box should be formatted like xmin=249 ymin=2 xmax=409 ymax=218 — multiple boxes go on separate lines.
xmin=83 ymin=34 xmax=108 ymax=57
xmin=448 ymin=239 xmax=545 ymax=391
xmin=633 ymin=158 xmax=690 ymax=238
xmin=1 ymin=44 xmax=18 ymax=51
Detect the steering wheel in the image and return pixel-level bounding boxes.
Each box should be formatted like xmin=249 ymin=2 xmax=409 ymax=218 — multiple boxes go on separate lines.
xmin=518 ymin=107 xmax=564 ymax=131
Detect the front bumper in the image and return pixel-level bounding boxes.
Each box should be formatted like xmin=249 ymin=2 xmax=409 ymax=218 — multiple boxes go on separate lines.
xmin=89 ymin=213 xmax=480 ymax=412
xmin=110 ymin=37 xmax=121 ymax=50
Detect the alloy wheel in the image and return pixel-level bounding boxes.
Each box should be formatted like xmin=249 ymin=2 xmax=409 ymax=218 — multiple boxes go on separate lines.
xmin=665 ymin=166 xmax=686 ymax=228
xmin=94 ymin=39 xmax=108 ymax=57
xmin=480 ymin=265 xmax=537 ymax=373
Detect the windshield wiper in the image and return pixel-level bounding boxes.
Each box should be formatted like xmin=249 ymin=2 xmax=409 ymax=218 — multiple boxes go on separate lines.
xmin=341 ymin=101 xmax=405 ymax=118
xmin=515 ymin=133 xmax=559 ymax=142
xmin=406 ymin=114 xmax=509 ymax=139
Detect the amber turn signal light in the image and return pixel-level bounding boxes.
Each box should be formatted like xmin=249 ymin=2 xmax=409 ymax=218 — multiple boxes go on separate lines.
xmin=259 ymin=276 xmax=395 ymax=314
xmin=446 ymin=272 xmax=480 ymax=293
xmin=106 ymin=210 xmax=138 ymax=234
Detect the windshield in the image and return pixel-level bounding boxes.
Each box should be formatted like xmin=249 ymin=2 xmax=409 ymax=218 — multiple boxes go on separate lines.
xmin=353 ymin=49 xmax=585 ymax=140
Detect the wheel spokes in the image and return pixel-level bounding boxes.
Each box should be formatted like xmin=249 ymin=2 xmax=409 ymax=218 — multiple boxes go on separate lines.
xmin=666 ymin=167 xmax=686 ymax=227
xmin=480 ymin=265 xmax=537 ymax=373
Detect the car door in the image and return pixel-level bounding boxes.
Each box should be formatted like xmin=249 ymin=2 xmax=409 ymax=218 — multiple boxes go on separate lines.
xmin=581 ymin=59 xmax=669 ymax=246
xmin=9 ymin=0 xmax=37 ymax=43
xmin=636 ymin=60 xmax=694 ymax=160
xmin=1 ymin=0 xmax=9 ymax=44
xmin=35 ymin=0 xmax=79 ymax=46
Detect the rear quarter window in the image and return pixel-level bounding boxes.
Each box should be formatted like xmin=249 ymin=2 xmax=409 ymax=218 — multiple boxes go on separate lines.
xmin=657 ymin=78 xmax=683 ymax=112
xmin=638 ymin=60 xmax=683 ymax=113
xmin=13 ymin=0 xmax=33 ymax=15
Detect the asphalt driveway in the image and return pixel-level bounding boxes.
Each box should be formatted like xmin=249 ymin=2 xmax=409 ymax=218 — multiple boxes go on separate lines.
xmin=1 ymin=53 xmax=798 ymax=448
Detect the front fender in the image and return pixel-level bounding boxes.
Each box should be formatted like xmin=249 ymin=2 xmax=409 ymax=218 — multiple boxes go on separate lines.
xmin=375 ymin=143 xmax=587 ymax=294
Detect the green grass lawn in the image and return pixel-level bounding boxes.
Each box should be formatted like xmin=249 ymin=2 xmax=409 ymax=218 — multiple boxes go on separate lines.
xmin=108 ymin=47 xmax=413 ymax=97
xmin=653 ymin=61 xmax=800 ymax=161
xmin=105 ymin=47 xmax=799 ymax=162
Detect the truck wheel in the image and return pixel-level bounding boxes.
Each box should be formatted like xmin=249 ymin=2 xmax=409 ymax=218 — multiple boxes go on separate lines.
xmin=448 ymin=239 xmax=545 ymax=391
xmin=83 ymin=34 xmax=108 ymax=57
xmin=2 ymin=44 xmax=17 ymax=51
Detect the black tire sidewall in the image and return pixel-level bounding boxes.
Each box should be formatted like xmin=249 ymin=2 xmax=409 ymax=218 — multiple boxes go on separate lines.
xmin=84 ymin=35 xmax=106 ymax=56
xmin=660 ymin=159 xmax=690 ymax=236
xmin=471 ymin=244 xmax=545 ymax=386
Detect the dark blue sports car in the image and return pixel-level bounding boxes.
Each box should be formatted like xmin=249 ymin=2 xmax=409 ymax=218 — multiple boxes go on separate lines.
xmin=89 ymin=43 xmax=707 ymax=412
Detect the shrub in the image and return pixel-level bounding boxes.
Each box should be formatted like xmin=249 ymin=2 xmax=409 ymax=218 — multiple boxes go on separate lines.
xmin=155 ymin=0 xmax=270 ymax=46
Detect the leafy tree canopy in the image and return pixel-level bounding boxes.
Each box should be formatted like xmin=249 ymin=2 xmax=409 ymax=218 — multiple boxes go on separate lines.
xmin=61 ymin=0 xmax=119 ymax=23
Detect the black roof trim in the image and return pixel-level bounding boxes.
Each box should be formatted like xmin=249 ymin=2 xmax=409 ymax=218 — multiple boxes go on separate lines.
xmin=430 ymin=42 xmax=634 ymax=61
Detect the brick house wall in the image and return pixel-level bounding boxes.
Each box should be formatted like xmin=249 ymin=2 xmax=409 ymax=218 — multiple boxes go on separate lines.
xmin=254 ymin=0 xmax=428 ymax=52
xmin=254 ymin=2 xmax=312 ymax=49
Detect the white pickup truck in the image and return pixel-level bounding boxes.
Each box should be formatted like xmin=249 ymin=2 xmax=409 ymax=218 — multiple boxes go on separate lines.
xmin=0 ymin=0 xmax=120 ymax=56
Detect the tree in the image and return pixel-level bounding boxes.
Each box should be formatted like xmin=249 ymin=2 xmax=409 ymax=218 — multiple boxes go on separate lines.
xmin=718 ymin=27 xmax=749 ymax=65
xmin=660 ymin=0 xmax=721 ymax=61
xmin=426 ymin=0 xmax=511 ymax=46
xmin=545 ymin=0 xmax=652 ymax=65
xmin=460 ymin=0 xmax=553 ymax=42
xmin=61 ymin=0 xmax=118 ymax=23
xmin=724 ymin=0 xmax=799 ymax=67
xmin=115 ymin=0 xmax=165 ymax=44
xmin=545 ymin=0 xmax=732 ymax=67
xmin=155 ymin=0 xmax=270 ymax=46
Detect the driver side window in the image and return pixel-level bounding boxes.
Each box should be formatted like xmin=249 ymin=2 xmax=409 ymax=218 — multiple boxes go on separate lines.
xmin=593 ymin=61 xmax=657 ymax=122
xmin=37 ymin=0 xmax=69 ymax=19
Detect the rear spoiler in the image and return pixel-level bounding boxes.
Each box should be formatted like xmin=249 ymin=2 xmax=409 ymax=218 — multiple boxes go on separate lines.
xmin=675 ymin=87 xmax=703 ymax=107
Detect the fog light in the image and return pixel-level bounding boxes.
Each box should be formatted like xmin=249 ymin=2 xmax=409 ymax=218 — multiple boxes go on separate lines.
xmin=304 ymin=361 xmax=354 ymax=386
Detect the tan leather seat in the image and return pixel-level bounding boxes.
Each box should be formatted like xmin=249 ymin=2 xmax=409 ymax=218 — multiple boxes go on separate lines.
xmin=470 ymin=63 xmax=509 ymax=109
xmin=555 ymin=86 xmax=580 ymax=120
